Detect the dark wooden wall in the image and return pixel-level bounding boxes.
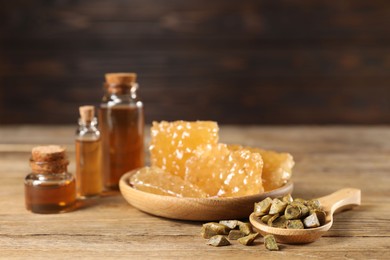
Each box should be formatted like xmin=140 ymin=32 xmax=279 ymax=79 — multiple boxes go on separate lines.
xmin=1 ymin=0 xmax=390 ymax=125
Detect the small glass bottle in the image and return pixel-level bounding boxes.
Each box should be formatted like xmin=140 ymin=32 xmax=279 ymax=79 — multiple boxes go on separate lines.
xmin=99 ymin=73 xmax=145 ymax=190
xmin=25 ymin=145 xmax=76 ymax=214
xmin=76 ymin=105 xmax=103 ymax=198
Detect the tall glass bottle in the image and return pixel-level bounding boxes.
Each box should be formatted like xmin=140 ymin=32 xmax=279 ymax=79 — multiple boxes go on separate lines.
xmin=75 ymin=105 xmax=103 ymax=198
xmin=99 ymin=73 xmax=144 ymax=190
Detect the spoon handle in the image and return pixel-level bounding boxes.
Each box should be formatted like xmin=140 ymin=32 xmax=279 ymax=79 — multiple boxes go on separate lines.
xmin=318 ymin=188 xmax=361 ymax=216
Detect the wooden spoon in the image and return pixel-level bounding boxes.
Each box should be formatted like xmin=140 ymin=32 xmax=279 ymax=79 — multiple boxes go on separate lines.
xmin=250 ymin=188 xmax=361 ymax=244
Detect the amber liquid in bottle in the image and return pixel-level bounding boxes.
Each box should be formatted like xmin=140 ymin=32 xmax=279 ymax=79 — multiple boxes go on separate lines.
xmin=25 ymin=174 xmax=76 ymax=213
xmin=76 ymin=139 xmax=102 ymax=197
xmin=99 ymin=105 xmax=144 ymax=189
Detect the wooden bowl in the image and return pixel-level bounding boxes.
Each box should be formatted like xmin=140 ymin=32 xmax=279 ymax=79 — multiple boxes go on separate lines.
xmin=119 ymin=170 xmax=294 ymax=221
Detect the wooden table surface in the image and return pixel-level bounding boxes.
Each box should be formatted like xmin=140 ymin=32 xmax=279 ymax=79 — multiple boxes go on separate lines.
xmin=0 ymin=125 xmax=389 ymax=259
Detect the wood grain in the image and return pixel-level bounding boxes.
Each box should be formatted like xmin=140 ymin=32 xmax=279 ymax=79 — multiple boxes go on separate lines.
xmin=0 ymin=125 xmax=389 ymax=258
xmin=1 ymin=1 xmax=390 ymax=124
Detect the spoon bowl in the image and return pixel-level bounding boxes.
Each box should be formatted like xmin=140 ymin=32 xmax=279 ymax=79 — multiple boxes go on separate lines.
xmin=250 ymin=188 xmax=361 ymax=244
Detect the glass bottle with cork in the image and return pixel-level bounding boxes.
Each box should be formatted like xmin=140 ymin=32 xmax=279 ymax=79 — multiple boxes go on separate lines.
xmin=24 ymin=145 xmax=76 ymax=213
xmin=99 ymin=73 xmax=145 ymax=190
xmin=75 ymin=105 xmax=103 ymax=198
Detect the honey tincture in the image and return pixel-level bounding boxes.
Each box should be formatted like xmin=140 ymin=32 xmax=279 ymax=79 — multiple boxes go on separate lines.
xmin=25 ymin=145 xmax=76 ymax=214
xmin=99 ymin=73 xmax=145 ymax=190
xmin=75 ymin=105 xmax=103 ymax=198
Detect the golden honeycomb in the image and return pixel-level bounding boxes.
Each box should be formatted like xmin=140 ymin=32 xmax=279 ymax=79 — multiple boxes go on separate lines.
xmin=130 ymin=166 xmax=207 ymax=198
xmin=131 ymin=121 xmax=294 ymax=198
xmin=149 ymin=121 xmax=219 ymax=178
xmin=229 ymin=145 xmax=294 ymax=191
xmin=185 ymin=144 xmax=264 ymax=197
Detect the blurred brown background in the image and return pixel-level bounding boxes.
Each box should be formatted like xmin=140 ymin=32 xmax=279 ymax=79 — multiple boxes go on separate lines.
xmin=1 ymin=0 xmax=390 ymax=125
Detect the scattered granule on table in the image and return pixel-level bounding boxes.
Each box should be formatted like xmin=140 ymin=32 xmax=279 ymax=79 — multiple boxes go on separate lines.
xmin=201 ymin=222 xmax=230 ymax=239
xmin=207 ymin=235 xmax=231 ymax=247
xmin=237 ymin=233 xmax=259 ymax=246
xmin=228 ymin=230 xmax=246 ymax=240
xmin=219 ymin=220 xmax=239 ymax=229
xmin=264 ymin=234 xmax=279 ymax=251
xmin=237 ymin=221 xmax=253 ymax=235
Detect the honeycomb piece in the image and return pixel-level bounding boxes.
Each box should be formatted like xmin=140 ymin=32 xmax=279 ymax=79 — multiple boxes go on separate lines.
xmin=149 ymin=121 xmax=219 ymax=179
xmin=129 ymin=166 xmax=207 ymax=198
xmin=229 ymin=145 xmax=294 ymax=191
xmin=185 ymin=144 xmax=264 ymax=197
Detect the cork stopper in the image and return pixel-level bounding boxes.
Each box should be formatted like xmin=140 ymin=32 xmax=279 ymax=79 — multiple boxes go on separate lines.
xmin=30 ymin=145 xmax=68 ymax=173
xmin=105 ymin=73 xmax=137 ymax=85
xmin=31 ymin=145 xmax=66 ymax=162
xmin=79 ymin=105 xmax=95 ymax=123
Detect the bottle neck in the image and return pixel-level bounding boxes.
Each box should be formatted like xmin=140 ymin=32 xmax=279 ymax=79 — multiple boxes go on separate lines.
xmin=104 ymin=82 xmax=138 ymax=98
xmin=102 ymin=82 xmax=141 ymax=107
xmin=78 ymin=117 xmax=98 ymax=127
xmin=77 ymin=117 xmax=100 ymax=140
